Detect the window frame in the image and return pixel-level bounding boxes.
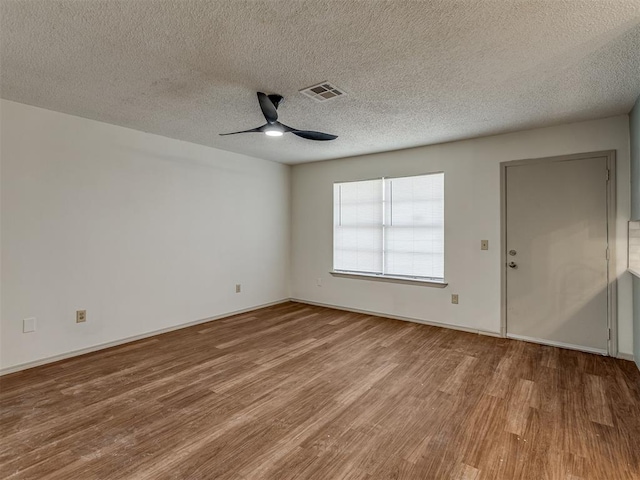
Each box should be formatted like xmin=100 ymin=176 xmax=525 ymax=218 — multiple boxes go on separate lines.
xmin=331 ymin=172 xmax=447 ymax=287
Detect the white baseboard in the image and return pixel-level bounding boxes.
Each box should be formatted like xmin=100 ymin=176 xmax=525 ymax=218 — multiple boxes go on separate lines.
xmin=616 ymin=352 xmax=635 ymax=361
xmin=0 ymin=299 xmax=290 ymax=376
xmin=506 ymin=333 xmax=607 ymax=356
xmin=478 ymin=330 xmax=503 ymax=338
xmin=4 ymin=297 xmax=630 ymax=376
xmin=290 ymin=298 xmax=502 ymax=338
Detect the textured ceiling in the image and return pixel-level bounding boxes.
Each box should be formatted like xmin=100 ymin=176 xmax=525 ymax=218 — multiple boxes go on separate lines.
xmin=2 ymin=1 xmax=640 ymax=164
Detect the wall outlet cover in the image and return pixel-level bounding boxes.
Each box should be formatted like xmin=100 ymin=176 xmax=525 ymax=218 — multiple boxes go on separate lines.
xmin=481 ymin=240 xmax=489 ymax=250
xmin=23 ymin=317 xmax=36 ymax=333
xmin=451 ymin=294 xmax=459 ymax=304
xmin=76 ymin=310 xmax=87 ymax=323
xmin=235 ymin=284 xmax=241 ymax=293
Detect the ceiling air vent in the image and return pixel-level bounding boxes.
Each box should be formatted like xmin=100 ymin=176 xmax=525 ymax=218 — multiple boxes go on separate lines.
xmin=299 ymin=82 xmax=346 ymax=102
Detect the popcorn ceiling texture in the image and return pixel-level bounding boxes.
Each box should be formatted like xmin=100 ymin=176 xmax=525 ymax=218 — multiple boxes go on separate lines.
xmin=1 ymin=0 xmax=639 ymax=164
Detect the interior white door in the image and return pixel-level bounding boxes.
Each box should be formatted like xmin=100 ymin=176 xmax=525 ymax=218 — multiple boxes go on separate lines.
xmin=505 ymin=155 xmax=609 ymax=354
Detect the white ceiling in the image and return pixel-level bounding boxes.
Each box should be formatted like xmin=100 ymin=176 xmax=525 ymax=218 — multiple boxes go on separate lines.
xmin=2 ymin=1 xmax=640 ymax=164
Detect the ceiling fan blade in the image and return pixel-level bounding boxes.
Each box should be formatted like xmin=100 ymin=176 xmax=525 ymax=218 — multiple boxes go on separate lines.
xmin=219 ymin=126 xmax=263 ymax=136
xmin=257 ymin=92 xmax=278 ymax=124
xmin=290 ymin=129 xmax=338 ymax=141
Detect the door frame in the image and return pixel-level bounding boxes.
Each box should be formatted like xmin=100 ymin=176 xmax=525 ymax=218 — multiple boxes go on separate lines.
xmin=500 ymin=150 xmax=617 ymax=356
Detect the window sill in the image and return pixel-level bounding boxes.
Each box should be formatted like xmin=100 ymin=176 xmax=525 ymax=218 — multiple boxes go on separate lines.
xmin=329 ymin=271 xmax=448 ymax=288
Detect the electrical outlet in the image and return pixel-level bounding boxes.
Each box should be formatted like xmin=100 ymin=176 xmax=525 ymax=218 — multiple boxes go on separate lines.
xmin=23 ymin=317 xmax=36 ymax=333
xmin=316 ymin=278 xmax=322 ymax=287
xmin=235 ymin=284 xmax=241 ymax=293
xmin=451 ymin=294 xmax=459 ymax=305
xmin=481 ymin=240 xmax=489 ymax=250
xmin=76 ymin=310 xmax=86 ymax=323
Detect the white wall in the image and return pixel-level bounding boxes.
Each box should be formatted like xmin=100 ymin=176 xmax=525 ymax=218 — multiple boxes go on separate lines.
xmin=0 ymin=100 xmax=290 ymax=371
xmin=1 ymin=101 xmax=634 ymax=372
xmin=630 ymin=94 xmax=640 ymax=370
xmin=291 ymin=116 xmax=634 ymax=356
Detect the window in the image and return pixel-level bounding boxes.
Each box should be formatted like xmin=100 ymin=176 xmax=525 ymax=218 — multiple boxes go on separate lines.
xmin=333 ymin=173 xmax=444 ymax=282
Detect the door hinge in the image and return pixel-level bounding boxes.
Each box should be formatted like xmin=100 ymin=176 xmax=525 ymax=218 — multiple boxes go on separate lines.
xmin=608 ymin=328 xmax=611 ymax=340
xmin=606 ymin=169 xmax=610 ymax=182
xmin=605 ymin=247 xmax=610 ymax=260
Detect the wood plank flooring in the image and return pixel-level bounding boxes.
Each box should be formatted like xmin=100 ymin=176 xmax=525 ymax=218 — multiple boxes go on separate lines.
xmin=1 ymin=301 xmax=639 ymax=479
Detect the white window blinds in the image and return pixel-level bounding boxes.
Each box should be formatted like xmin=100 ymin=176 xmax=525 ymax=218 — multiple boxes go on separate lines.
xmin=333 ymin=179 xmax=383 ymax=274
xmin=333 ymin=173 xmax=444 ymax=280
xmin=384 ymin=173 xmax=444 ymax=279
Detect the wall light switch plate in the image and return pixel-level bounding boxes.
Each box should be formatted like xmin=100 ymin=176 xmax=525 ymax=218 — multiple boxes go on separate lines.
xmin=23 ymin=317 xmax=36 ymax=333
xmin=76 ymin=310 xmax=86 ymax=323
xmin=481 ymin=240 xmax=489 ymax=250
xmin=316 ymin=278 xmax=322 ymax=287
xmin=451 ymin=294 xmax=459 ymax=305
xmin=235 ymin=284 xmax=241 ymax=293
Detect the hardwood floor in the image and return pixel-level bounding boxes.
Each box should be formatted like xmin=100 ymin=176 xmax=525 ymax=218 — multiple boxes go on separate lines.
xmin=1 ymin=301 xmax=639 ymax=479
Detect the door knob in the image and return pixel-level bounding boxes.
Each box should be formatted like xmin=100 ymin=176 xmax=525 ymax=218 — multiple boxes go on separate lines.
xmin=508 ymin=262 xmax=517 ymax=269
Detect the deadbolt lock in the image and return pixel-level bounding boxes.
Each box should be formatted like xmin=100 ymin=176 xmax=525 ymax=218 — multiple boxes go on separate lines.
xmin=509 ymin=250 xmax=517 ymax=256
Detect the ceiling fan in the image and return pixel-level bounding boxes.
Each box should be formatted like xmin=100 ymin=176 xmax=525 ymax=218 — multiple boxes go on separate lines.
xmin=220 ymin=92 xmax=338 ymax=141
